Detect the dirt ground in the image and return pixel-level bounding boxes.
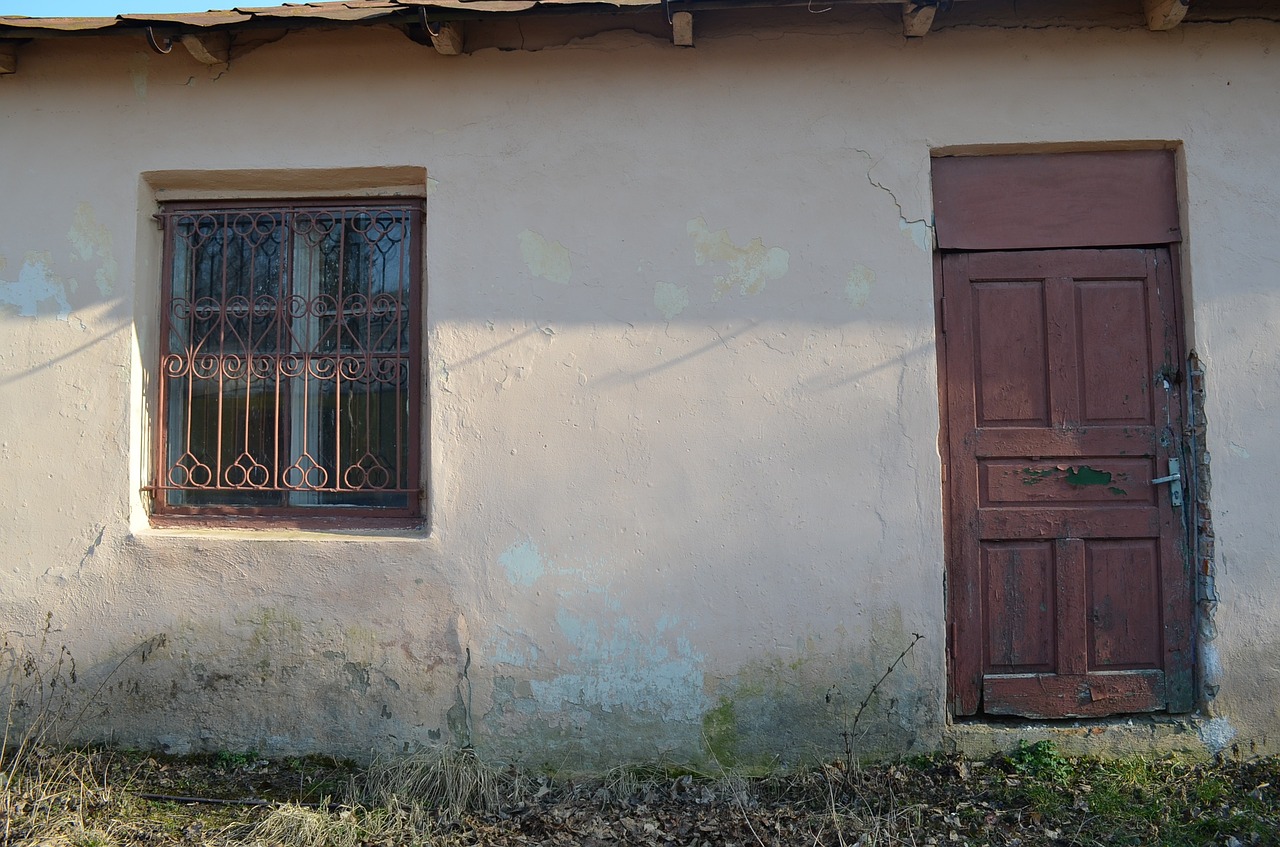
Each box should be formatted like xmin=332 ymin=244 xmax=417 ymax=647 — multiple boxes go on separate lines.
xmin=3 ymin=743 xmax=1279 ymax=846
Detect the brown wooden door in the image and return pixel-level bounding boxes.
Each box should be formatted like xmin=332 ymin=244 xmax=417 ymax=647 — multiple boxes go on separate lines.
xmin=943 ymin=248 xmax=1194 ymax=719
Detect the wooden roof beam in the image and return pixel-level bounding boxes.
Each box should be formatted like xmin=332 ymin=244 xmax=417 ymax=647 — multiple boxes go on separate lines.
xmin=672 ymin=11 xmax=693 ymax=47
xmin=902 ymin=2 xmax=937 ymax=37
xmin=428 ymin=21 xmax=463 ymax=55
xmin=1144 ymin=0 xmax=1190 ymax=31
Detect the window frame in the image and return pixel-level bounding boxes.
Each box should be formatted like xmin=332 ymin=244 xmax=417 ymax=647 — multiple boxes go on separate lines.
xmin=148 ymin=198 xmax=425 ymax=528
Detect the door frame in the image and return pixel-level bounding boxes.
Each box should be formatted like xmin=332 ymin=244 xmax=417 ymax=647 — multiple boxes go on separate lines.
xmin=930 ymin=150 xmax=1194 ymax=719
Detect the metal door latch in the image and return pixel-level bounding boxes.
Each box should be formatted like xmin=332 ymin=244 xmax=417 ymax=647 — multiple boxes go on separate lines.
xmin=1152 ymin=458 xmax=1183 ymax=507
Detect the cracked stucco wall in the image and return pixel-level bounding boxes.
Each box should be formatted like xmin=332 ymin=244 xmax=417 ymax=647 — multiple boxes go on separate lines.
xmin=1 ymin=15 xmax=1279 ymax=764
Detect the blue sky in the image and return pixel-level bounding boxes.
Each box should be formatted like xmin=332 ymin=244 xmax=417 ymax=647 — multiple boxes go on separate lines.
xmin=0 ymin=1 xmax=223 ymax=15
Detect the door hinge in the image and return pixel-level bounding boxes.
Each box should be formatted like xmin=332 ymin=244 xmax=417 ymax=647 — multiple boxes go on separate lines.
xmin=938 ymin=296 xmax=947 ymax=333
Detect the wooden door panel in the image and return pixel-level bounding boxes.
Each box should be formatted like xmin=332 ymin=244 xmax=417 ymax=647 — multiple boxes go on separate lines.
xmin=984 ymin=670 xmax=1165 ymax=719
xmin=969 ymin=428 xmax=1157 ymax=457
xmin=944 ymin=248 xmax=1192 ymax=719
xmin=980 ymin=459 xmax=1155 ymax=505
xmin=963 ymin=248 xmax=1151 ymax=280
xmin=973 ymin=281 xmax=1050 ymax=426
xmin=1087 ymin=540 xmax=1163 ymax=670
xmin=1076 ymin=281 xmax=1154 ymax=425
xmin=982 ymin=541 xmax=1056 ymax=673
xmin=1054 ymin=538 xmax=1088 ymax=677
xmin=978 ymin=508 xmax=1162 ymax=540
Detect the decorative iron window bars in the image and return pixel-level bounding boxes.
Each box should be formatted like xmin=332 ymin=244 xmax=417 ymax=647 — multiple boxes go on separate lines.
xmin=151 ymin=201 xmax=422 ymax=521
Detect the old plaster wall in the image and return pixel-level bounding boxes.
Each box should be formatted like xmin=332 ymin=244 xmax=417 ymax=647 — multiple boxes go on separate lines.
xmin=1 ymin=12 xmax=1278 ymax=765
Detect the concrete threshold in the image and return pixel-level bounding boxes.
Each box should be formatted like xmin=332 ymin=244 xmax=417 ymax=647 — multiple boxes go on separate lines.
xmin=943 ymin=714 xmax=1237 ymax=760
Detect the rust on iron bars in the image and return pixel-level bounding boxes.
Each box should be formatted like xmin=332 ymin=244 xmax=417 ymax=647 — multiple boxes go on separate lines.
xmin=150 ymin=200 xmax=422 ymax=522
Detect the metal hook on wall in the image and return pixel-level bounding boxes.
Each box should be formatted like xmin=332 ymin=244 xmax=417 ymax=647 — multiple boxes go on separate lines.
xmin=419 ymin=8 xmax=442 ymax=39
xmin=145 ymin=26 xmax=173 ymax=54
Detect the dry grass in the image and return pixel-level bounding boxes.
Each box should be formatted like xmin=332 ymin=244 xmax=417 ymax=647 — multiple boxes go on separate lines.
xmin=249 ymin=796 xmax=439 ymax=847
xmin=1 ymin=744 xmax=1280 ymax=846
xmin=248 ymin=746 xmax=522 ymax=846
xmin=2 ymin=617 xmax=94 ymax=846
xmin=358 ymin=745 xmax=519 ymax=818
xmin=1 ymin=748 xmax=139 ymax=847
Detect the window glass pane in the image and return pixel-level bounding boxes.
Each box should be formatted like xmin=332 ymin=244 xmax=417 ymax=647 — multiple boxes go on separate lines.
xmin=311 ymin=361 xmax=410 ymax=508
xmin=164 ymin=372 xmax=284 ymax=508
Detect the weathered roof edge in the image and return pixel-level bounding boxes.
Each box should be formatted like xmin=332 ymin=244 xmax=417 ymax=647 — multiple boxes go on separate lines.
xmin=10 ymin=1 xmax=651 ymax=36
xmin=0 ymin=0 xmax=1214 ymax=73
xmin=0 ymin=0 xmax=671 ymax=67
xmin=0 ymin=0 xmax=964 ymax=67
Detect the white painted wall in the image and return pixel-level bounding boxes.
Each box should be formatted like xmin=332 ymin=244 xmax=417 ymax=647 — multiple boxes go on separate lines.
xmin=1 ymin=11 xmax=1277 ymax=764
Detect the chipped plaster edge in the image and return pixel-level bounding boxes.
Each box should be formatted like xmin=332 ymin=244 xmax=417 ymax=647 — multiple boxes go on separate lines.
xmin=128 ymin=176 xmax=163 ymax=535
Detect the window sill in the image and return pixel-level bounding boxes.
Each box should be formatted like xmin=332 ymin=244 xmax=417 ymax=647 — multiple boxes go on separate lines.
xmin=139 ymin=514 xmax=429 ymax=542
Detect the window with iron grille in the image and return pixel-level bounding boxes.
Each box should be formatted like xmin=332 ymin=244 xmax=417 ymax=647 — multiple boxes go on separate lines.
xmin=152 ymin=201 xmax=422 ymax=521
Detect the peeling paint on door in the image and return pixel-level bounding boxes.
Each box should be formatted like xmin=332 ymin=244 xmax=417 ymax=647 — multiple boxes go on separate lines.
xmin=686 ymin=217 xmax=788 ymax=299
xmin=1020 ymin=468 xmax=1055 ymax=485
xmin=1064 ymin=465 xmax=1112 ymax=487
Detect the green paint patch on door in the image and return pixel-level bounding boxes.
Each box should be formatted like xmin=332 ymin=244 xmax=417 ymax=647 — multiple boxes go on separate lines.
xmin=1021 ymin=468 xmax=1056 ymax=486
xmin=1064 ymin=466 xmax=1112 ymax=487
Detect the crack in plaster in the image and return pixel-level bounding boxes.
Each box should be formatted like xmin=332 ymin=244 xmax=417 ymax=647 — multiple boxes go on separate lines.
xmin=760 ymin=337 xmax=793 ymax=356
xmin=75 ymin=525 xmax=106 ymax=571
xmin=854 ymin=149 xmax=933 ymax=252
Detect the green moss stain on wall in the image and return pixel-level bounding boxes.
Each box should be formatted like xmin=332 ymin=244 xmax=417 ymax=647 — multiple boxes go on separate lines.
xmin=702 ymin=699 xmax=739 ymax=766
